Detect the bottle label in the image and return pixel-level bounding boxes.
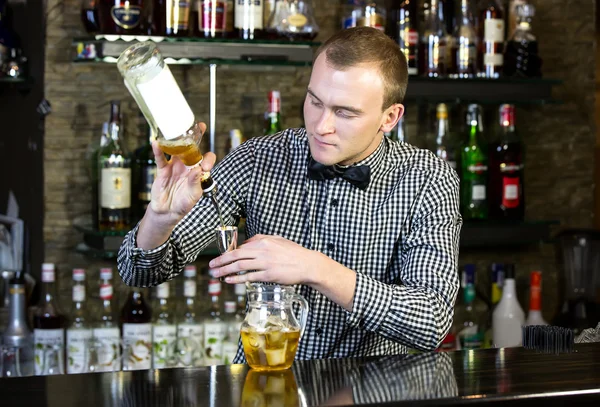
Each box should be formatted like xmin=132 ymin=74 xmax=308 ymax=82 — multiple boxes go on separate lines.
xmin=100 ymin=168 xmax=131 ymax=209
xmin=502 ymin=177 xmax=520 ymax=208
xmin=152 ymin=325 xmax=177 ymax=369
xmin=288 ymin=13 xmax=307 ymax=28
xmin=67 ymin=329 xmax=93 ymax=374
xmin=122 ymin=323 xmax=152 ymax=371
xmin=484 ymin=53 xmax=504 ymax=67
xmin=177 ymin=324 xmax=204 ymax=367
xmin=484 ymin=18 xmax=504 ymax=43
xmin=175 ymin=2 xmax=191 ymax=30
xmin=136 ymin=65 xmax=195 ymax=141
xmin=72 ymin=285 xmax=86 ymax=302
xmin=111 ymin=5 xmax=142 ymax=29
xmin=208 ymin=281 xmax=221 ymax=295
xmin=472 ymin=184 xmax=486 ymax=201
xmin=92 ymin=327 xmax=121 ymax=372
xmin=204 ymin=322 xmax=226 ymax=365
xmin=459 ymin=326 xmax=483 ymax=349
xmin=202 ymin=1 xmax=227 ymax=32
xmin=42 ymin=270 xmax=55 ymax=283
xmin=235 ymin=0 xmax=264 ymax=30
xmin=234 ymin=283 xmax=246 ymax=296
xmin=34 ymin=329 xmax=65 ymax=375
xmin=157 ymin=283 xmax=170 ymax=299
xmin=99 ymin=284 xmax=113 ymax=300
xmin=138 ymin=165 xmax=156 ymax=203
xmin=530 ymin=272 xmax=542 ymax=311
xmin=184 ymin=280 xmax=197 ymax=297
xmin=222 ymin=339 xmax=239 ymax=365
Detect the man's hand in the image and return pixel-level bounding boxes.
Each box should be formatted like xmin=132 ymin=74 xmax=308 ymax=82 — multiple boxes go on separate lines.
xmin=209 ymin=235 xmax=358 ymax=311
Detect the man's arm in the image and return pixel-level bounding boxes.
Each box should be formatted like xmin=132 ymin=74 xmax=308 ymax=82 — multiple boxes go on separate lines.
xmin=117 ymin=141 xmax=255 ymax=287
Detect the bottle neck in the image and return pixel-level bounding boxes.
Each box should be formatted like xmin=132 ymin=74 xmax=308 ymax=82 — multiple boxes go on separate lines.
xmin=210 ymin=294 xmax=220 ymax=316
xmin=502 ymin=279 xmax=518 ymax=299
xmin=8 ymin=281 xmax=28 ymax=325
xmin=437 ymin=116 xmax=449 ymax=141
xmin=517 ymin=21 xmax=531 ymax=32
xmin=42 ymin=281 xmax=58 ymax=304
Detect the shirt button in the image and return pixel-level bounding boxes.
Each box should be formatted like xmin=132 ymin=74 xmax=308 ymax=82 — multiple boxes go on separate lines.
xmin=327 ymin=243 xmax=335 ymax=252
xmin=315 ymin=327 xmax=323 ymax=336
xmin=331 ymin=198 xmax=339 ymax=207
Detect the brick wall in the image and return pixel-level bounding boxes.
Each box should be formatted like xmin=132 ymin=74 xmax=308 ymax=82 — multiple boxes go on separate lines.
xmin=43 ymin=1 xmax=596 ymax=325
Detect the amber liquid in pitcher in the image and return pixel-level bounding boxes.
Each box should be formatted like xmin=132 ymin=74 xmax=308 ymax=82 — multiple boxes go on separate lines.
xmin=241 ymin=327 xmax=300 ymax=371
xmin=157 ymin=138 xmax=203 ymax=167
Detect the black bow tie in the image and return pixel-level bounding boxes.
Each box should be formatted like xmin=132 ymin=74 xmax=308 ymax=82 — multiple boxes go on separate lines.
xmin=307 ymin=157 xmax=371 ymax=191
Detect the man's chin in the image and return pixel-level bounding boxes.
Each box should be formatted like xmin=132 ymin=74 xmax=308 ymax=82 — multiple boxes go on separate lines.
xmin=308 ymin=146 xmax=338 ymax=166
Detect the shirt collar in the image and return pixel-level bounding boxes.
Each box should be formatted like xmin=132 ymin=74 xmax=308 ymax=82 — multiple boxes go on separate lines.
xmin=343 ymin=136 xmax=387 ymax=175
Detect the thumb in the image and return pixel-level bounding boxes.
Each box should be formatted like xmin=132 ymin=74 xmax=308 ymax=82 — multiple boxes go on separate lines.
xmin=187 ymin=166 xmax=204 ymax=189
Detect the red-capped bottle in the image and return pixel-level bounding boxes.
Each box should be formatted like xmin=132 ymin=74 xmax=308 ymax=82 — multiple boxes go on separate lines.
xmin=489 ymin=104 xmax=524 ymax=220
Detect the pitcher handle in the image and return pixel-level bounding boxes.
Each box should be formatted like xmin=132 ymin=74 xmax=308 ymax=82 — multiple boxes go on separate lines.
xmin=291 ymin=293 xmax=309 ymax=340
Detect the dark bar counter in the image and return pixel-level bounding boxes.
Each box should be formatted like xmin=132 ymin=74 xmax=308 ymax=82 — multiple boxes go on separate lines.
xmin=1 ymin=344 xmax=599 ymax=406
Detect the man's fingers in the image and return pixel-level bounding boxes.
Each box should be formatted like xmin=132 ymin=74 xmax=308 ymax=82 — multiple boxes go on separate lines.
xmin=201 ymin=152 xmax=217 ymax=173
xmin=152 ymin=140 xmax=169 ymax=169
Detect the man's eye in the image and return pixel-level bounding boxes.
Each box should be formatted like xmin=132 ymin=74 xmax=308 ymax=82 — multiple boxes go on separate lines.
xmin=336 ymin=110 xmax=352 ymax=118
xmin=310 ymin=100 xmax=323 ymax=107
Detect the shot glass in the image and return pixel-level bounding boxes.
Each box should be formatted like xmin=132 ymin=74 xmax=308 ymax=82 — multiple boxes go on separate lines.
xmin=215 ymin=226 xmax=238 ymax=254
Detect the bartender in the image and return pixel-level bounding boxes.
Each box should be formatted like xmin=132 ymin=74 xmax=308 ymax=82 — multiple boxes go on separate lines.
xmin=117 ymin=26 xmax=462 ymax=363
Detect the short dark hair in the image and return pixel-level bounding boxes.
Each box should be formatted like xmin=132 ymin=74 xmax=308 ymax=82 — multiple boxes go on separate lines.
xmin=313 ymin=27 xmax=409 ymax=110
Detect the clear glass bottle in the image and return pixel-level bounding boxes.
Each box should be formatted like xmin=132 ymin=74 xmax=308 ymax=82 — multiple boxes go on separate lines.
xmin=120 ymin=288 xmax=152 ymax=371
xmin=421 ymin=0 xmax=447 ymax=77
xmin=203 ymin=278 xmax=226 ymax=365
xmin=356 ymin=1 xmax=386 ymax=31
xmin=116 ymin=42 xmax=217 ymax=195
xmin=221 ymin=301 xmax=240 ymax=364
xmin=92 ymin=267 xmax=121 ymax=372
xmin=177 ymin=265 xmax=204 ymax=367
xmin=395 ymin=0 xmax=419 ymax=75
xmin=133 ymin=125 xmax=157 ymax=223
xmin=66 ymin=268 xmax=93 ymax=374
xmin=341 ymin=0 xmax=364 ymax=29
xmin=434 ymin=103 xmax=457 ymax=171
xmin=98 ymin=101 xmax=132 ymax=232
xmin=452 ymin=0 xmax=478 ymax=78
xmin=479 ymin=0 xmax=505 ymax=78
xmin=503 ymin=2 xmax=542 ymax=77
xmin=235 ymin=0 xmax=265 ymax=40
xmin=266 ymin=0 xmax=319 ymax=41
xmin=152 ymin=282 xmax=177 ymax=369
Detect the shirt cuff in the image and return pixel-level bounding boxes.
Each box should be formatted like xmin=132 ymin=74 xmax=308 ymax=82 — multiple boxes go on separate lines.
xmin=345 ymin=273 xmax=394 ymax=332
xmin=125 ymin=223 xmax=170 ymax=267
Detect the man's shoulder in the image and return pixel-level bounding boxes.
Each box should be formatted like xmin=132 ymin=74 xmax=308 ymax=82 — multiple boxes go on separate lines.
xmin=248 ymin=127 xmax=308 ymax=153
xmin=387 ymin=141 xmax=458 ymax=182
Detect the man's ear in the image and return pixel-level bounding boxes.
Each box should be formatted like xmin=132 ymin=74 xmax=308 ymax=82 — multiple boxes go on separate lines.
xmin=380 ymin=104 xmax=404 ymax=133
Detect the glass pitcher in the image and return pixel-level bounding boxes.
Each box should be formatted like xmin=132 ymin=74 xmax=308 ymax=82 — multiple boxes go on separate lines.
xmin=240 ymin=284 xmax=308 ymax=371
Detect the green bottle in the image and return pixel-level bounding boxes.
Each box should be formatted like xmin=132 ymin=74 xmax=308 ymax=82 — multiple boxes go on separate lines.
xmin=461 ymin=104 xmax=488 ymax=220
xmin=264 ymin=90 xmax=282 ymax=136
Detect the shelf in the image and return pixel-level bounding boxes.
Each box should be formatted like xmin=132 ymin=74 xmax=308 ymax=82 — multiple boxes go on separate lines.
xmin=0 ymin=76 xmax=33 ymax=92
xmin=405 ymin=77 xmax=562 ymax=104
xmin=460 ymin=220 xmax=560 ymax=249
xmin=73 ymin=35 xmax=318 ymax=66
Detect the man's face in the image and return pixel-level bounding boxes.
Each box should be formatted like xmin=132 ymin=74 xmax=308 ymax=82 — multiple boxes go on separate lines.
xmin=303 ymin=54 xmax=403 ymax=166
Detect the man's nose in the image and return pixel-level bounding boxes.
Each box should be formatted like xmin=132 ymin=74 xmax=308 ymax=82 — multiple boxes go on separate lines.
xmin=315 ymin=110 xmax=335 ymax=135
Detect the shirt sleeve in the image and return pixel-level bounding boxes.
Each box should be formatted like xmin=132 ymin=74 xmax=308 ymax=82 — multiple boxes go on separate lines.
xmin=345 ymin=170 xmax=462 ymax=351
xmin=117 ymin=140 xmax=255 ymax=287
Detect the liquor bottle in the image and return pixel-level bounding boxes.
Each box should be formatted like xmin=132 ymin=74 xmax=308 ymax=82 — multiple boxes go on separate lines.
xmin=488 ymin=104 xmax=524 ymax=220
xmin=503 ymin=2 xmax=542 ymax=77
xmin=80 ymin=0 xmax=101 ymax=34
xmin=460 ymin=104 xmax=488 ymax=220
xmin=525 ymin=271 xmax=548 ymax=326
xmin=452 ymin=0 xmax=478 ymax=78
xmin=117 ymin=42 xmax=217 ymax=197
xmin=483 ymin=262 xmax=504 ymax=348
xmin=153 ymin=0 xmax=192 ymax=36
xmin=234 ymin=283 xmax=246 ymax=318
xmin=421 ymin=0 xmax=447 ymax=77
xmin=492 ymin=263 xmax=525 ymax=348
xmin=89 ymin=122 xmax=109 ymax=230
xmin=33 ymin=263 xmax=66 ymax=376
xmin=266 ymin=0 xmax=319 ymax=41
xmin=98 ymin=101 xmax=132 ymax=232
xmin=121 ymin=289 xmax=152 ymax=371
xmin=479 ymin=0 xmax=505 ymax=78
xmin=434 ymin=103 xmax=457 ymax=171
xmin=2 ymin=270 xmax=34 ymax=377
xmin=66 ymin=268 xmax=93 ymax=374
xmin=199 ymin=0 xmax=229 ymax=38
xmin=507 ymin=0 xmax=526 ymax=39
xmin=152 ymin=282 xmax=177 ymax=369
xmin=204 ymin=279 xmax=226 ymax=365
xmin=357 ymin=1 xmax=386 ymax=31
xmin=453 ymin=264 xmax=486 ymax=349
xmin=226 ymin=129 xmax=244 ymax=154
xmin=133 ymin=125 xmax=157 ymax=223
xmin=440 ymin=0 xmax=455 ymax=37
xmin=235 ymin=0 xmax=264 ymax=40
xmin=177 ymin=265 xmax=204 ymax=367
xmin=92 ymin=267 xmax=121 ymax=372
xmin=264 ymin=90 xmax=282 ymax=136
xmin=394 ymin=0 xmax=419 ymax=76
xmin=97 ymin=0 xmax=145 ymax=35
xmin=341 ymin=0 xmax=364 ymax=29
xmin=221 ymin=301 xmax=240 ymax=364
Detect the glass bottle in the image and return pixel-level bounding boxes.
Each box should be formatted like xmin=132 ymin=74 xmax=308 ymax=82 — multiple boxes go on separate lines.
xmin=203 ymin=278 xmax=226 ymax=365
xmin=235 ymin=0 xmax=265 ymax=40
xmin=116 ymin=42 xmax=217 ymax=197
xmin=133 ymin=125 xmax=157 ymax=223
xmin=488 ymin=104 xmax=524 ymax=220
xmin=221 ymin=301 xmax=240 ymax=365
xmin=503 ymin=2 xmax=542 ymax=77
xmin=33 ymin=263 xmax=66 ymax=376
xmin=97 ymin=0 xmax=145 ymax=35
xmin=152 ymin=282 xmax=177 ymax=369
xmin=98 ymin=100 xmax=132 ymax=232
xmin=461 ymin=104 xmax=488 ymax=220
xmin=264 ymin=90 xmax=282 ymax=136
xmin=483 ymin=262 xmax=504 ymax=348
xmin=395 ymin=0 xmax=419 ymax=76
xmin=66 ymin=268 xmax=93 ymax=374
xmin=453 ymin=264 xmax=487 ymax=349
xmin=199 ymin=0 xmax=230 ymax=38
xmin=341 ymin=0 xmax=364 ymax=29
xmin=421 ymin=0 xmax=447 ymax=77
xmin=177 ymin=265 xmax=204 ymax=367
xmin=153 ymin=0 xmax=192 ymax=37
xmin=92 ymin=267 xmax=121 ymax=372
xmin=266 ymin=0 xmax=319 ymax=41
xmin=356 ymin=1 xmax=386 ymax=31
xmin=492 ymin=263 xmax=525 ymax=348
xmin=525 ymin=271 xmax=548 ymax=326
xmin=434 ymin=103 xmax=457 ymax=171
xmin=452 ymin=0 xmax=478 ymax=78
xmin=120 ymin=288 xmax=152 ymax=371
xmin=235 ymin=283 xmax=247 ymax=320
xmin=80 ymin=0 xmax=101 ymax=34
xmin=226 ymin=129 xmax=245 ymax=155
xmin=479 ymin=0 xmax=504 ymax=78
xmin=89 ymin=122 xmax=109 ymax=230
